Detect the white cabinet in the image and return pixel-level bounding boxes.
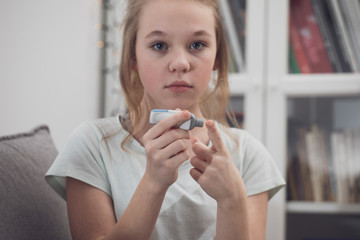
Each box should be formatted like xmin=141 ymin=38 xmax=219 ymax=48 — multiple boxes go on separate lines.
xmin=229 ymin=0 xmax=360 ymax=239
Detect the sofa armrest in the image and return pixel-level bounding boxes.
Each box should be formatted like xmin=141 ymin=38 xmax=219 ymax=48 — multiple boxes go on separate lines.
xmin=0 ymin=126 xmax=71 ymax=239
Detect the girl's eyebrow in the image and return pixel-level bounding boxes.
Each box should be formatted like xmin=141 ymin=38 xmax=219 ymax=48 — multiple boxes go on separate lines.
xmin=145 ymin=30 xmax=213 ymax=39
xmin=145 ymin=30 xmax=166 ymax=39
xmin=193 ymin=30 xmax=213 ymax=37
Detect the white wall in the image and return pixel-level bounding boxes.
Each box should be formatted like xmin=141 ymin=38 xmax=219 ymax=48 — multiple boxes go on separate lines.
xmin=0 ymin=0 xmax=102 ymax=149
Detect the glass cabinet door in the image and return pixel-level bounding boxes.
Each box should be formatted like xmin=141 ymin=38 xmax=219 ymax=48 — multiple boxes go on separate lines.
xmin=222 ymin=0 xmax=267 ymax=140
xmin=266 ymin=1 xmax=360 ymax=239
xmin=287 ymin=96 xmax=360 ymax=203
xmin=286 ymin=96 xmax=360 ymax=239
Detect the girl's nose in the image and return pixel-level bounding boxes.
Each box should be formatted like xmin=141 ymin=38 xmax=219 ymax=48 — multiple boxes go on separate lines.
xmin=168 ymin=49 xmax=191 ymax=73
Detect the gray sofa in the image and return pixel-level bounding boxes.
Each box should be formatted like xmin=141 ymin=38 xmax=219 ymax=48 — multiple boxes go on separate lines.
xmin=0 ymin=125 xmax=71 ymax=239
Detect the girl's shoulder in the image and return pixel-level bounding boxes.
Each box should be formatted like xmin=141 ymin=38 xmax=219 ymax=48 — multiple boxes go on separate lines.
xmin=216 ymin=122 xmax=266 ymax=152
xmin=216 ymin=122 xmax=252 ymax=142
xmin=72 ymin=116 xmax=126 ymax=141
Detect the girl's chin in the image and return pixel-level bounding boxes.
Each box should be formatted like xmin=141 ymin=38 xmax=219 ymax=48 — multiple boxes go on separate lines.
xmin=145 ymin=96 xmax=199 ymax=111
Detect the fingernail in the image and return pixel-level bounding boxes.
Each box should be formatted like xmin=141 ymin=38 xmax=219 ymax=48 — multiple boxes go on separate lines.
xmin=206 ymin=120 xmax=214 ymax=127
xmin=183 ymin=110 xmax=190 ymax=117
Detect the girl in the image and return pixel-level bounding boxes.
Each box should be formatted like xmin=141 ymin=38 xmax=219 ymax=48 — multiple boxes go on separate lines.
xmin=46 ymin=0 xmax=285 ymax=239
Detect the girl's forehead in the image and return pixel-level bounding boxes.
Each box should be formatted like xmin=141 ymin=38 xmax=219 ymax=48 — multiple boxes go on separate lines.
xmin=137 ymin=0 xmax=216 ymax=36
xmin=140 ymin=0 xmax=214 ymax=17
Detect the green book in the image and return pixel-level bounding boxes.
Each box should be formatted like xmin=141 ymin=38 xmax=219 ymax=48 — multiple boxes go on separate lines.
xmin=289 ymin=46 xmax=300 ymax=74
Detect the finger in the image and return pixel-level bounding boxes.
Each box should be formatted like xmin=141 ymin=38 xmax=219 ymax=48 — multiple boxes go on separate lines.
xmin=189 ymin=168 xmax=202 ymax=182
xmin=191 ymin=137 xmax=213 ymax=162
xmin=163 ymin=138 xmax=191 ymax=159
xmin=157 ymin=128 xmax=191 ymax=149
xmin=170 ymin=149 xmax=191 ymax=168
xmin=147 ymin=110 xmax=191 ymax=139
xmin=205 ymin=120 xmax=225 ymax=152
xmin=190 ymin=156 xmax=209 ymax=173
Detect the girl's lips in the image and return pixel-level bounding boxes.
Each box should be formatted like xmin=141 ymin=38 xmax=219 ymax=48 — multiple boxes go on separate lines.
xmin=165 ymin=81 xmax=193 ymax=92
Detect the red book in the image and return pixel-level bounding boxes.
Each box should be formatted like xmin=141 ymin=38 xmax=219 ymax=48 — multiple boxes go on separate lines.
xmin=290 ymin=0 xmax=333 ymax=73
xmin=289 ymin=15 xmax=312 ymax=73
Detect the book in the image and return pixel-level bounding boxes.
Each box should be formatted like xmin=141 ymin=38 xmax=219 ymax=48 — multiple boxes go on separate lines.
xmin=348 ymin=0 xmax=360 ymax=72
xmin=296 ymin=128 xmax=314 ymax=201
xmin=289 ymin=45 xmax=300 ymax=74
xmin=315 ymin=125 xmax=336 ymax=202
xmin=355 ymin=127 xmax=360 ymax=202
xmin=311 ymin=0 xmax=352 ymax=73
xmin=287 ymin=124 xmax=360 ymax=203
xmin=345 ymin=129 xmax=357 ymax=202
xmin=338 ymin=0 xmax=360 ymax=72
xmin=331 ymin=131 xmax=347 ymax=202
xmin=328 ymin=127 xmax=360 ymax=203
xmin=286 ymin=150 xmax=302 ymax=201
xmin=331 ymin=129 xmax=357 ymax=203
xmin=304 ymin=126 xmax=323 ymax=201
xmin=310 ymin=0 xmax=340 ymax=72
xmin=330 ymin=0 xmax=360 ymax=72
xmin=305 ymin=125 xmax=335 ymax=202
xmin=289 ymin=15 xmax=312 ymax=73
xmin=290 ymin=0 xmax=333 ymax=73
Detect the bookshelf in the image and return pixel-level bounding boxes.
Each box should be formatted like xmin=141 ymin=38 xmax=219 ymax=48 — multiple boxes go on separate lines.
xmin=222 ymin=0 xmax=360 ymax=239
xmin=266 ymin=0 xmax=360 ymax=239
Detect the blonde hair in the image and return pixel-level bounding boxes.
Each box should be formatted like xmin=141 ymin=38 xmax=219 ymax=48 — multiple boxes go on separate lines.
xmin=119 ymin=0 xmax=234 ymax=149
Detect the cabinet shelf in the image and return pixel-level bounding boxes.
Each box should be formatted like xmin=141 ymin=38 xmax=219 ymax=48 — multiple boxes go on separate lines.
xmin=280 ymin=73 xmax=360 ymax=96
xmin=287 ymin=201 xmax=360 ymax=214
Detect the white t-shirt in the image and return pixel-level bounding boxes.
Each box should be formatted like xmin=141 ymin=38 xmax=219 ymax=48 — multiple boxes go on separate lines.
xmin=46 ymin=117 xmax=285 ymax=239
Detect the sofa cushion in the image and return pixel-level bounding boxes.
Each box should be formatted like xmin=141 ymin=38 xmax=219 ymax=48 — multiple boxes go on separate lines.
xmin=0 ymin=126 xmax=71 ymax=240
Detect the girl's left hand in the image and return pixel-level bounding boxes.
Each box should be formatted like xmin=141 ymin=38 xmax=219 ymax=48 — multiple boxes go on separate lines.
xmin=190 ymin=120 xmax=247 ymax=207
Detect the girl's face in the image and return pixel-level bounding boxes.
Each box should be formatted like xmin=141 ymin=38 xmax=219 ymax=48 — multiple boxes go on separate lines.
xmin=135 ymin=0 xmax=217 ymax=113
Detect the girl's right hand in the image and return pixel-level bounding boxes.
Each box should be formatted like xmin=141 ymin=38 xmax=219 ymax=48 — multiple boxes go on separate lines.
xmin=142 ymin=110 xmax=192 ymax=192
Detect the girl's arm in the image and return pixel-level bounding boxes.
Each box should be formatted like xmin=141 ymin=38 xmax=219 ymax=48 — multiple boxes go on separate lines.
xmin=66 ymin=175 xmax=167 ymax=240
xmin=66 ymin=111 xmax=192 ymax=240
xmin=190 ymin=120 xmax=269 ymax=240
xmin=215 ymin=191 xmax=268 ymax=240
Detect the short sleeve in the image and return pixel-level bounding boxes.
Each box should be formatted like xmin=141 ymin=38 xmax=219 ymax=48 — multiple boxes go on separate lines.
xmin=241 ymin=132 xmax=286 ymax=200
xmin=45 ymin=121 xmax=111 ymax=200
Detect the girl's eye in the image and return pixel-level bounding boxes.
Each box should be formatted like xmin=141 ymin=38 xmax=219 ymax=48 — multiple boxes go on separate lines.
xmin=190 ymin=41 xmax=205 ymax=50
xmin=151 ymin=42 xmax=168 ymax=51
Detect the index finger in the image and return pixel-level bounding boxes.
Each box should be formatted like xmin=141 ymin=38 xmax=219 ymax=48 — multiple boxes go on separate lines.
xmin=147 ymin=110 xmax=191 ymax=139
xmin=205 ymin=120 xmax=225 ymax=152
